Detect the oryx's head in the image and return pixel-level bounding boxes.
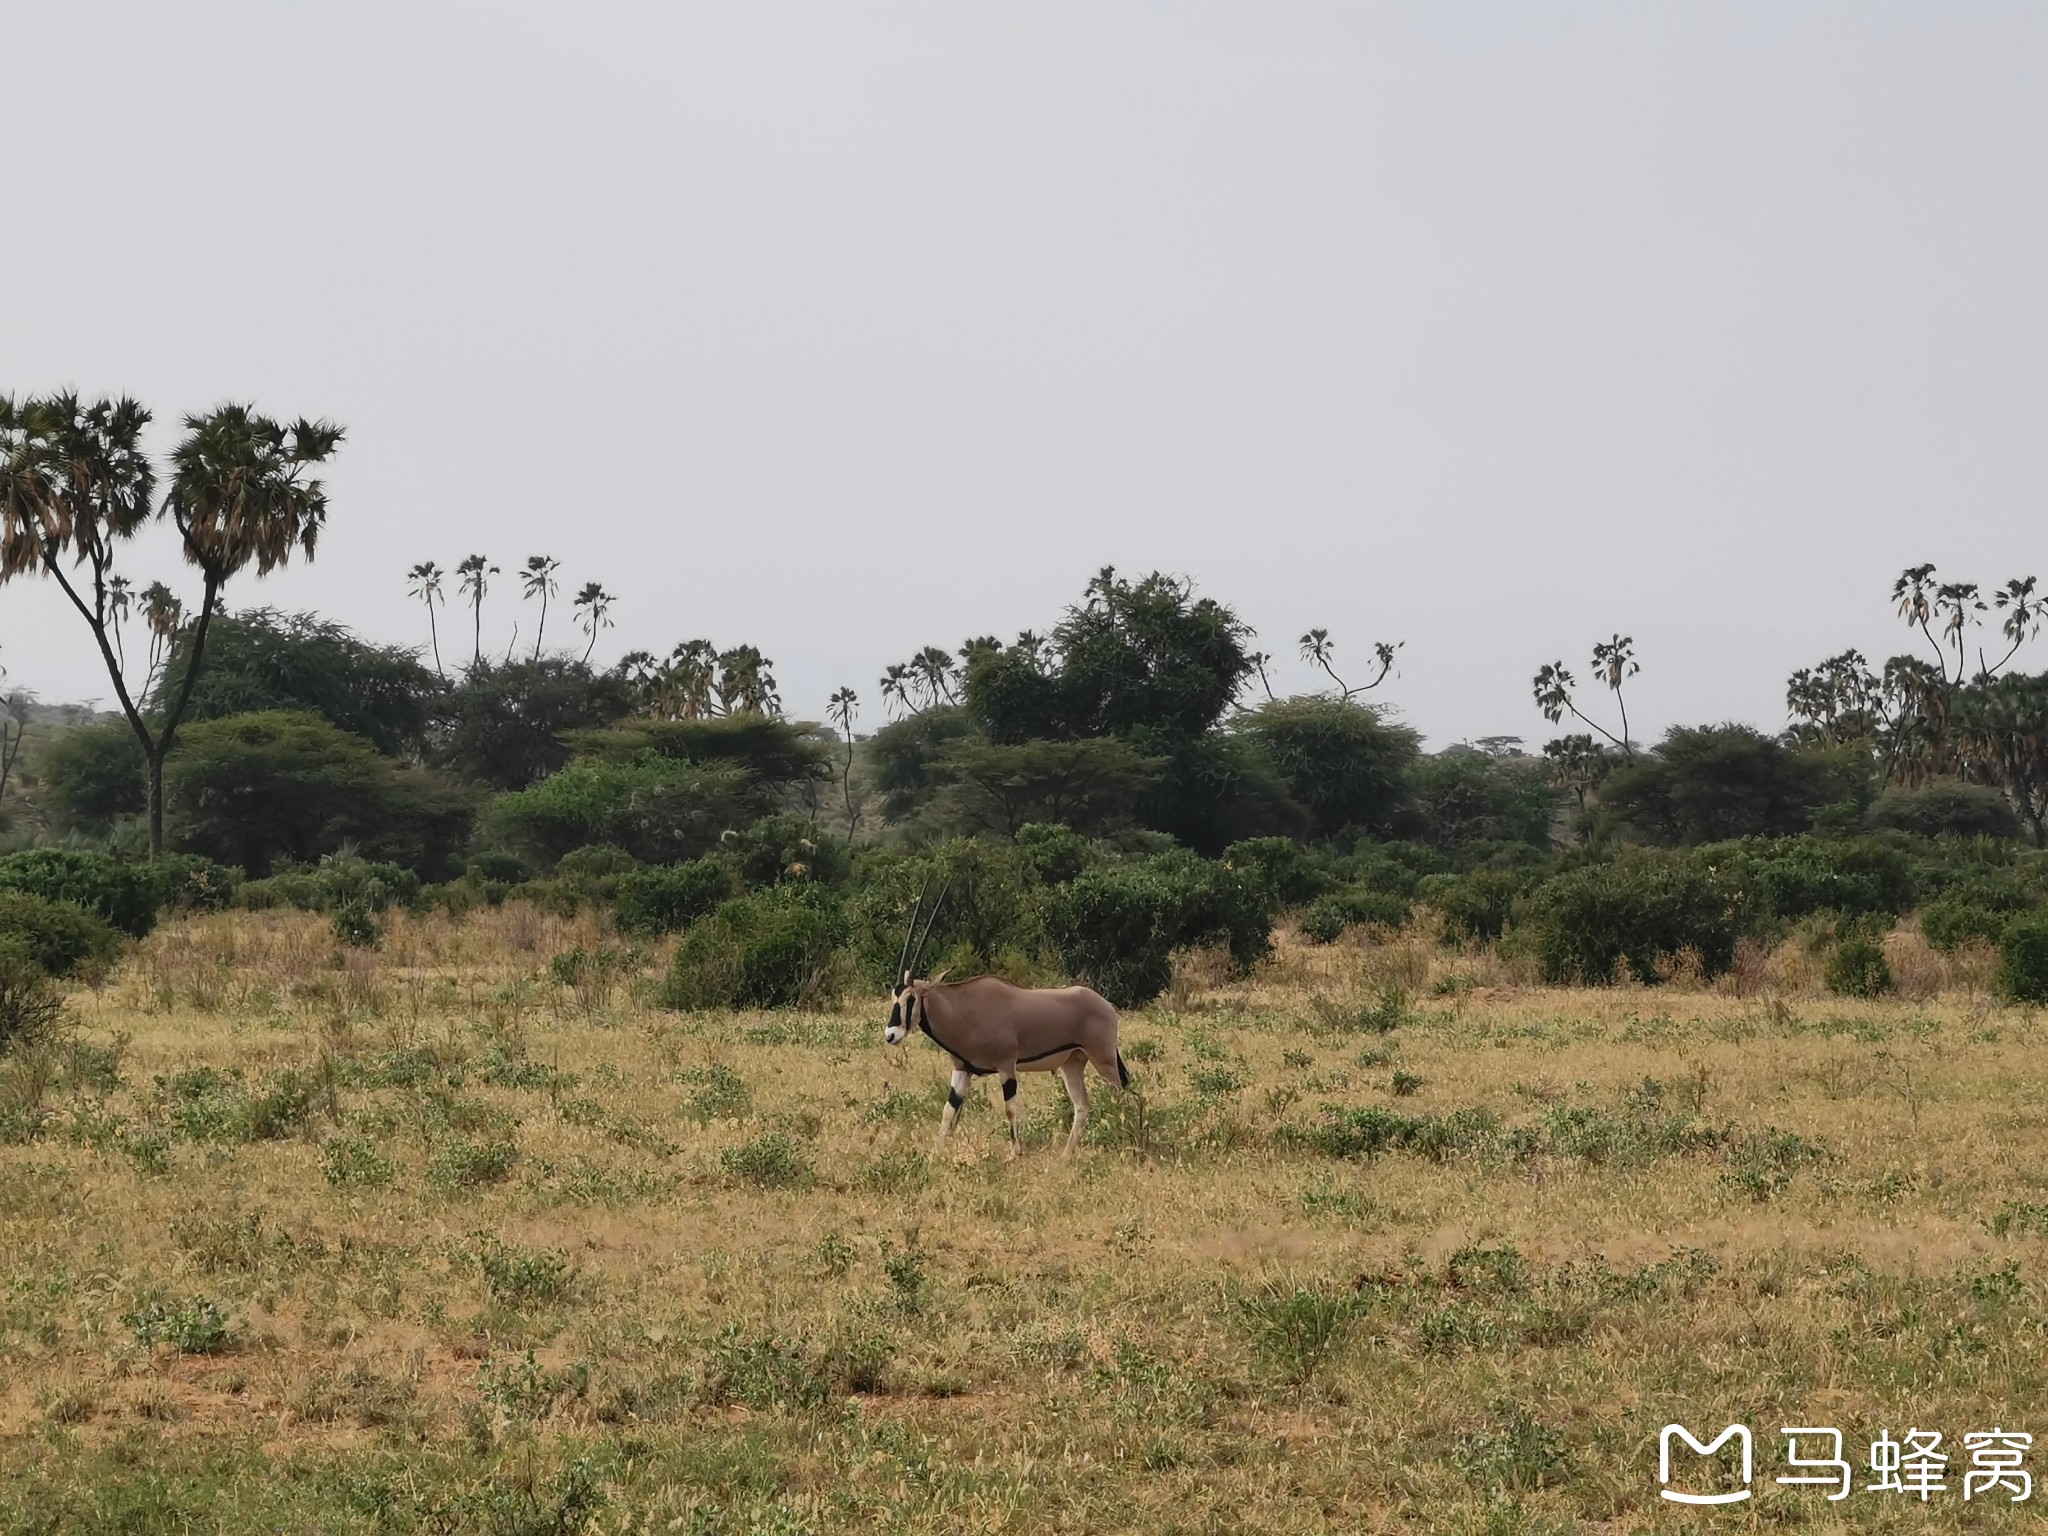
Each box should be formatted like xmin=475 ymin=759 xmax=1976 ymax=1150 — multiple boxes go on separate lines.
xmin=882 ymin=876 xmax=948 ymax=1046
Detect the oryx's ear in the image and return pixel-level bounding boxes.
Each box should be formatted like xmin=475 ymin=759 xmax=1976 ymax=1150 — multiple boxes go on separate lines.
xmin=932 ymin=967 xmax=952 ymax=984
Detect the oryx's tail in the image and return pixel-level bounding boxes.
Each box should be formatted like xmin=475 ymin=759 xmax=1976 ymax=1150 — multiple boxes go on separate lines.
xmin=1116 ymin=1051 xmax=1131 ymax=1090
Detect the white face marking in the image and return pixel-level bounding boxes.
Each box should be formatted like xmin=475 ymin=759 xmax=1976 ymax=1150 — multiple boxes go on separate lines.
xmin=883 ymin=989 xmax=909 ymax=1045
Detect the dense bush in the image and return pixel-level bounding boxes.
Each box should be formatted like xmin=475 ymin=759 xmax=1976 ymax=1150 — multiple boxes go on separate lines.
xmin=168 ymin=711 xmax=475 ymax=878
xmin=662 ymin=889 xmax=843 ymax=1010
xmin=1523 ymin=853 xmax=1739 ymax=984
xmin=0 ymin=937 xmax=64 ymax=1053
xmin=1825 ymin=936 xmax=1893 ymax=998
xmin=1600 ymin=726 xmax=1866 ymax=844
xmin=1225 ymin=836 xmax=1332 ymax=906
xmin=1418 ymin=869 xmax=1526 ymax=945
xmin=0 ymin=848 xmax=161 ymax=937
xmin=1233 ymin=697 xmax=1418 ymax=840
xmin=1999 ymin=916 xmax=2048 ymax=1006
xmin=238 ymin=856 xmax=422 ymax=914
xmin=34 ymin=720 xmax=146 ymax=834
xmin=0 ymin=892 xmax=120 ymax=978
xmin=1299 ymin=888 xmax=1412 ymax=945
xmin=1867 ymin=781 xmax=2024 ymax=840
xmin=614 ymin=858 xmax=733 ymax=936
xmin=1014 ymin=822 xmax=1095 ymax=886
xmin=1040 ymin=850 xmax=1276 ymax=1006
xmin=484 ymin=754 xmax=760 ymax=867
xmin=728 ymin=814 xmax=850 ymax=889
xmin=1401 ymin=749 xmax=1553 ymax=851
xmin=1919 ymin=898 xmax=2013 ymax=953
xmin=1725 ymin=835 xmax=1919 ymax=925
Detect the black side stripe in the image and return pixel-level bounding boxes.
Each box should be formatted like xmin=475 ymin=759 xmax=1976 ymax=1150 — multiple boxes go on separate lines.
xmin=1015 ymin=1042 xmax=1084 ymax=1065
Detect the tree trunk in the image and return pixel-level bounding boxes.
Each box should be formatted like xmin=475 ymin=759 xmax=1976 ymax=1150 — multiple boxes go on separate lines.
xmin=147 ymin=748 xmax=167 ymax=861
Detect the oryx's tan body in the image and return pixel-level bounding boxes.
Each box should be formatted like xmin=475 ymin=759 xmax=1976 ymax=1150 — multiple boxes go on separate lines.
xmin=905 ymin=975 xmax=1129 ymax=1157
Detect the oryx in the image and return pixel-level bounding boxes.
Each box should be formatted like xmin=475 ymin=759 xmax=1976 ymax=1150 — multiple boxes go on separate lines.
xmin=882 ymin=883 xmax=1132 ymax=1158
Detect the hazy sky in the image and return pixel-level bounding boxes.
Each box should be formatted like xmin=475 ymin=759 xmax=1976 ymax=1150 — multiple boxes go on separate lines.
xmin=4 ymin=2 xmax=2043 ymax=746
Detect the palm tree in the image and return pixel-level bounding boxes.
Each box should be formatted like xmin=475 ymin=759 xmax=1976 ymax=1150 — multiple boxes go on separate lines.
xmin=716 ymin=645 xmax=779 ymax=715
xmin=1299 ymin=627 xmax=1401 ymax=700
xmin=521 ymin=554 xmax=561 ymax=659
xmin=879 ymin=662 xmax=913 ymax=719
xmin=456 ymin=554 xmax=497 ymax=668
xmin=141 ymin=582 xmax=183 ymax=697
xmin=828 ymin=686 xmax=860 ymax=833
xmin=573 ymin=581 xmax=613 ymax=663
xmin=407 ymin=560 xmax=446 ymax=674
xmin=1589 ymin=635 xmax=1639 ymax=754
xmin=912 ymin=646 xmax=958 ymax=709
xmin=107 ymin=574 xmax=133 ymax=672
xmin=1532 ymin=639 xmax=1638 ymax=759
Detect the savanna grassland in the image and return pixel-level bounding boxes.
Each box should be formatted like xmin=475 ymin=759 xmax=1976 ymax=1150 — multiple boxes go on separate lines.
xmin=3 ymin=908 xmax=2047 ymax=1535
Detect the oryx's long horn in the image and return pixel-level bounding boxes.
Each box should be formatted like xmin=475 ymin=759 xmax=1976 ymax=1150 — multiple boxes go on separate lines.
xmin=908 ymin=878 xmax=951 ymax=978
xmin=897 ymin=873 xmax=936 ymax=979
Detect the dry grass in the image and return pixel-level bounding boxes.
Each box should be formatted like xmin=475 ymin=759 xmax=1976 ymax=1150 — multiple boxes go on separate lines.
xmin=2 ymin=907 xmax=2046 ymax=1532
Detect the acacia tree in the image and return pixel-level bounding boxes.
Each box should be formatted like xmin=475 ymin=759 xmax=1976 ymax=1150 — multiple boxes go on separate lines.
xmin=0 ymin=393 xmax=343 ymax=856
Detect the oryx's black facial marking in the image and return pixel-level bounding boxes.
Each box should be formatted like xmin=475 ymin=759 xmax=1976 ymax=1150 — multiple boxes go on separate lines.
xmin=1002 ymin=1077 xmax=1017 ymax=1101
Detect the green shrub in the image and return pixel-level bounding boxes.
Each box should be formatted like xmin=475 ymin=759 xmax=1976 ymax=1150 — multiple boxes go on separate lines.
xmin=465 ymin=848 xmax=534 ymax=884
xmin=429 ymin=1137 xmax=520 ymax=1190
xmin=1015 ymin=822 xmax=1095 ymax=885
xmin=1524 ymin=854 xmax=1739 ymax=984
xmin=123 ymin=1295 xmax=232 ymax=1354
xmin=662 ymin=889 xmax=842 ymax=1011
xmin=1300 ymin=888 xmax=1412 ymax=944
xmin=1999 ymin=916 xmax=2048 ymax=1006
xmin=720 ymin=1129 xmax=815 ymax=1188
xmin=321 ymin=1134 xmax=395 ymax=1188
xmin=1417 ymin=869 xmax=1524 ymax=944
xmin=476 ymin=1238 xmax=574 ymax=1306
xmin=613 ymin=857 xmax=733 ymax=936
xmin=1223 ymin=837 xmax=1332 ymax=906
xmin=1920 ymin=898 xmax=2012 ymax=953
xmin=1041 ymin=851 xmax=1277 ymax=1007
xmin=0 ymin=892 xmax=120 ymax=979
xmin=237 ymin=856 xmax=421 ymax=914
xmin=0 ymin=848 xmax=159 ymax=937
xmin=0 ymin=938 xmax=63 ymax=1054
xmin=1825 ymin=936 xmax=1893 ymax=998
xmin=333 ymin=901 xmax=383 ymax=949
xmin=1868 ymin=781 xmax=2023 ymax=840
xmin=151 ymin=854 xmax=242 ymax=913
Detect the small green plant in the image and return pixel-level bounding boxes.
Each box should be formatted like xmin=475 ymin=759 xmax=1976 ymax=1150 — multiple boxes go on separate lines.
xmin=1825 ymin=936 xmax=1892 ymax=998
xmin=1236 ymin=1282 xmax=1359 ymax=1383
xmin=1454 ymin=1400 xmax=1568 ymax=1492
xmin=477 ymin=1237 xmax=574 ymax=1306
xmin=332 ymin=900 xmax=383 ymax=949
xmin=429 ymin=1137 xmax=520 ymax=1191
xmin=720 ymin=1130 xmax=814 ymax=1189
xmin=816 ymin=1230 xmax=856 ymax=1277
xmin=322 ymin=1133 xmax=395 ymax=1188
xmin=1391 ymin=1069 xmax=1424 ymax=1097
xmin=881 ymin=1233 xmax=930 ymax=1313
xmin=124 ymin=1295 xmax=232 ymax=1354
xmin=680 ymin=1062 xmax=752 ymax=1122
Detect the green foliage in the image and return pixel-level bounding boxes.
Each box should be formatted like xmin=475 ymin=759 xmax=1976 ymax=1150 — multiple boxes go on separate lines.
xmin=1524 ymin=852 xmax=1739 ymax=984
xmin=1224 ymin=836 xmax=1331 ymax=906
xmin=429 ymin=655 xmax=634 ymax=790
xmin=1236 ymin=1282 xmax=1359 ymax=1383
xmin=428 ymin=1137 xmax=520 ymax=1190
xmin=476 ymin=1237 xmax=574 ymax=1306
xmin=154 ymin=1065 xmax=325 ymax=1143
xmin=845 ymin=840 xmax=1043 ymax=982
xmin=1920 ymin=899 xmax=2013 ymax=952
xmin=1599 ymin=725 xmax=1867 ymax=844
xmin=720 ymin=1129 xmax=815 ymax=1188
xmin=154 ymin=608 xmax=442 ymax=757
xmin=1722 ymin=834 xmax=1919 ymax=924
xmin=1234 ymin=697 xmax=1418 ymax=840
xmin=931 ymin=735 xmax=1166 ymax=837
xmin=168 ymin=711 xmax=474 ymax=877
xmin=1825 ymin=936 xmax=1893 ymax=998
xmin=727 ymin=813 xmax=850 ymax=888
xmin=0 ymin=848 xmax=159 ymax=937
xmin=33 ymin=719 xmax=146 ymax=833
xmin=0 ymin=892 xmax=120 ymax=978
xmin=1040 ymin=849 xmax=1277 ymax=1006
xmin=1418 ymin=869 xmax=1526 ymax=944
xmin=1999 ymin=915 xmax=2048 ymax=1005
xmin=332 ymin=901 xmax=382 ymax=949
xmin=680 ymin=1062 xmax=752 ymax=1122
xmin=321 ymin=1134 xmax=395 ymax=1188
xmin=866 ymin=707 xmax=976 ymax=823
xmin=1299 ymin=889 xmax=1411 ymax=944
xmin=662 ymin=889 xmax=842 ymax=1010
xmin=1015 ymin=822 xmax=1096 ymax=885
xmin=122 ymin=1295 xmax=232 ymax=1354
xmin=0 ymin=938 xmax=64 ymax=1054
xmin=1402 ymin=748 xmax=1554 ymax=851
xmin=563 ymin=714 xmax=831 ymax=790
xmin=1868 ymin=781 xmax=2024 ymax=840
xmin=613 ymin=857 xmax=734 ymax=936
xmin=238 ymin=855 xmax=421 ymax=914
xmin=484 ymin=752 xmax=760 ymax=868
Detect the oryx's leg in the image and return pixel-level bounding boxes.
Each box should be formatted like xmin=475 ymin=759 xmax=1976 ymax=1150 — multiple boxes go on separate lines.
xmin=1060 ymin=1056 xmax=1091 ymax=1157
xmin=1000 ymin=1068 xmax=1021 ymax=1159
xmin=935 ymin=1066 xmax=971 ymax=1152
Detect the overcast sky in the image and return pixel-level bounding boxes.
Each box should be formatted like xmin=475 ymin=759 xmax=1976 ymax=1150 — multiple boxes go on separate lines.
xmin=4 ymin=2 xmax=2043 ymax=747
